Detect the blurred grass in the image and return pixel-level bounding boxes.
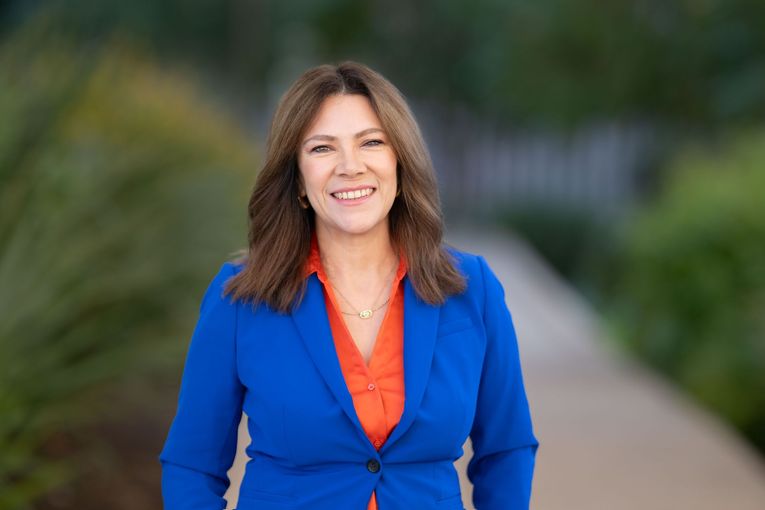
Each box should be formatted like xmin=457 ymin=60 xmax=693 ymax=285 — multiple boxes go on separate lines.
xmin=0 ymin=20 xmax=255 ymax=508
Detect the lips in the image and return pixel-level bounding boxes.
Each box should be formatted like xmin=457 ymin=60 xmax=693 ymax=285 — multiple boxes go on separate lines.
xmin=330 ymin=187 xmax=375 ymax=201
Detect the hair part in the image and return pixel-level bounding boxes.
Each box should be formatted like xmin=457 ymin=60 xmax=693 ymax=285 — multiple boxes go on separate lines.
xmin=225 ymin=61 xmax=466 ymax=312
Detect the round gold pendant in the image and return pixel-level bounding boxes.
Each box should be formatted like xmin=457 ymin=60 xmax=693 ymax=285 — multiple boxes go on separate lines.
xmin=358 ymin=309 xmax=373 ymax=319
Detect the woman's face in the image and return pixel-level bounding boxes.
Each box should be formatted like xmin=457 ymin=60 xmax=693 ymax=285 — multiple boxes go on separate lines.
xmin=297 ymin=94 xmax=398 ymax=240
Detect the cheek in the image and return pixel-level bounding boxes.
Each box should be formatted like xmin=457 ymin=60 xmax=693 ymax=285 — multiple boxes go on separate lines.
xmin=377 ymin=152 xmax=398 ymax=184
xmin=298 ymin=164 xmax=324 ymax=195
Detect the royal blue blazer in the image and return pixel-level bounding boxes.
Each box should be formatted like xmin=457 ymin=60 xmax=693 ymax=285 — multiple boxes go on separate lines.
xmin=159 ymin=249 xmax=539 ymax=509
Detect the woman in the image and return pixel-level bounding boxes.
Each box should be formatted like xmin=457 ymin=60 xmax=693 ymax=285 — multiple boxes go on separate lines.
xmin=160 ymin=61 xmax=538 ymax=510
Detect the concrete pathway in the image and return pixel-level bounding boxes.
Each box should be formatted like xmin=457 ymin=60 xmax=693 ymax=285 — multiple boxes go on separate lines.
xmin=225 ymin=229 xmax=765 ymax=509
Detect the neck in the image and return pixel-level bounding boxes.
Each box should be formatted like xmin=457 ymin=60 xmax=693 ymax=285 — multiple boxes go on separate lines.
xmin=315 ymin=223 xmax=398 ymax=283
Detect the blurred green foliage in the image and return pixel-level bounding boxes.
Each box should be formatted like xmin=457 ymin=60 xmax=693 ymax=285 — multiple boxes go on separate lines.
xmin=2 ymin=0 xmax=764 ymax=126
xmin=609 ymin=131 xmax=765 ymax=452
xmin=496 ymin=206 xmax=613 ymax=285
xmin=0 ymin=23 xmax=254 ymax=508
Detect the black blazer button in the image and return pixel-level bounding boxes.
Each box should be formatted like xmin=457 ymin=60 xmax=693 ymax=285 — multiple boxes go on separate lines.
xmin=366 ymin=459 xmax=380 ymax=473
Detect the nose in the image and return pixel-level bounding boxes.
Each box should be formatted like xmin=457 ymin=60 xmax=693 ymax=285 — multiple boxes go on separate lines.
xmin=336 ymin=146 xmax=365 ymax=176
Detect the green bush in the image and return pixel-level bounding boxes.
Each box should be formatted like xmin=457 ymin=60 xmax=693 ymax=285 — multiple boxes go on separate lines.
xmin=0 ymin=26 xmax=255 ymax=508
xmin=611 ymin=131 xmax=765 ymax=452
xmin=495 ymin=205 xmax=616 ymax=287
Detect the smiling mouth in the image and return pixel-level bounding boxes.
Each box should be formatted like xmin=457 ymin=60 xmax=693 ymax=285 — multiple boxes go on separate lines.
xmin=330 ymin=187 xmax=375 ymax=201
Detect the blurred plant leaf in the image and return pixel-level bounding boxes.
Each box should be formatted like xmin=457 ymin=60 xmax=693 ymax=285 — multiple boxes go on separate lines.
xmin=0 ymin=20 xmax=256 ymax=506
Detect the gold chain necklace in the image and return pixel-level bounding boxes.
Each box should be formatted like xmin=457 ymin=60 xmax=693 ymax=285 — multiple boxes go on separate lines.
xmin=327 ymin=262 xmax=398 ymax=320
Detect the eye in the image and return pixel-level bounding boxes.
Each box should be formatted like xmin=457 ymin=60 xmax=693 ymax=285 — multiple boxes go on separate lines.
xmin=310 ymin=145 xmax=331 ymax=154
xmin=364 ymin=139 xmax=384 ymax=147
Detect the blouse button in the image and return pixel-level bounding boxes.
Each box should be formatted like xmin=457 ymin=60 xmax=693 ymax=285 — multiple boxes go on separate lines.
xmin=373 ymin=439 xmax=383 ymax=448
xmin=367 ymin=383 xmax=376 ymax=391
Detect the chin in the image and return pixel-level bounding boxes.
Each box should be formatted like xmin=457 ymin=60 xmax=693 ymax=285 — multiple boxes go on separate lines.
xmin=329 ymin=219 xmax=387 ymax=237
xmin=339 ymin=226 xmax=378 ymax=236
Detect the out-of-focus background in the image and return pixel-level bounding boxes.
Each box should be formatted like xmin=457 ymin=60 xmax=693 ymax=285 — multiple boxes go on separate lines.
xmin=1 ymin=1 xmax=764 ymax=509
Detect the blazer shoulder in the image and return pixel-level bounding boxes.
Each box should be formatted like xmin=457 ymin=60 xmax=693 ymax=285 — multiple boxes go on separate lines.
xmin=223 ymin=260 xmax=245 ymax=277
xmin=445 ymin=245 xmax=511 ymax=305
xmin=444 ymin=245 xmax=493 ymax=302
xmin=445 ymin=245 xmax=486 ymax=281
xmin=210 ymin=261 xmax=242 ymax=290
xmin=199 ymin=261 xmax=243 ymax=313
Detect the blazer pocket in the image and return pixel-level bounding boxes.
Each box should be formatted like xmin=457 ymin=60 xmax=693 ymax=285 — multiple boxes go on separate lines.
xmin=437 ymin=317 xmax=475 ymax=338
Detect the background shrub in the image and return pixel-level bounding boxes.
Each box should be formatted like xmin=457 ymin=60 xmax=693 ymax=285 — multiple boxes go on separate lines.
xmin=0 ymin=25 xmax=255 ymax=509
xmin=609 ymin=131 xmax=765 ymax=452
xmin=495 ymin=204 xmax=615 ymax=286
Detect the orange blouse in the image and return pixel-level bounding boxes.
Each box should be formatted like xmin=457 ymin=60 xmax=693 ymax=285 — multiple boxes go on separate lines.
xmin=305 ymin=237 xmax=406 ymax=510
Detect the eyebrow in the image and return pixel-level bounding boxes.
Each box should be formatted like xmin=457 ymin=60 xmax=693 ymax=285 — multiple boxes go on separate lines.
xmin=302 ymin=128 xmax=385 ymax=147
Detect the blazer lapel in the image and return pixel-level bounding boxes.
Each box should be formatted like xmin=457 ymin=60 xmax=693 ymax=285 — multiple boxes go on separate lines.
xmin=381 ymin=277 xmax=440 ymax=451
xmin=291 ymin=275 xmax=366 ymax=436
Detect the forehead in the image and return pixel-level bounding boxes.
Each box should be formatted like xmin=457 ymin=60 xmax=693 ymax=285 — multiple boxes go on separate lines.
xmin=303 ymin=94 xmax=382 ymax=136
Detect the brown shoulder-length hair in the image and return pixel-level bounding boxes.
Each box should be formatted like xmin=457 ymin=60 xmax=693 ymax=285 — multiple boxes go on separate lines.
xmin=224 ymin=61 xmax=465 ymax=312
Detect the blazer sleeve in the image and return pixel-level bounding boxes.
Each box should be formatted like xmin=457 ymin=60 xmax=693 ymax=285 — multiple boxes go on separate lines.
xmin=159 ymin=263 xmax=245 ymax=510
xmin=467 ymin=256 xmax=539 ymax=510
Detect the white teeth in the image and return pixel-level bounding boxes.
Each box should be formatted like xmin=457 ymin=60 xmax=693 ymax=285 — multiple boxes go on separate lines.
xmin=332 ymin=188 xmax=374 ymax=200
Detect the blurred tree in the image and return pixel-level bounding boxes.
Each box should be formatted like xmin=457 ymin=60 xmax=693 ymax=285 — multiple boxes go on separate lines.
xmin=2 ymin=0 xmax=763 ymax=126
xmin=610 ymin=130 xmax=765 ymax=453
xmin=0 ymin=20 xmax=255 ymax=509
